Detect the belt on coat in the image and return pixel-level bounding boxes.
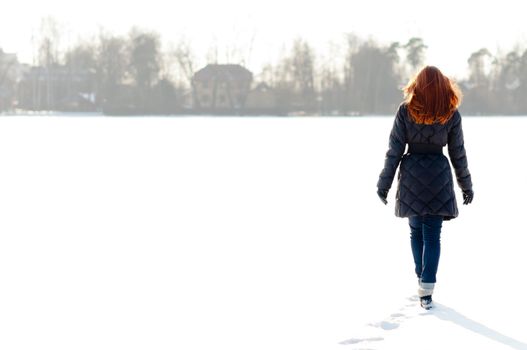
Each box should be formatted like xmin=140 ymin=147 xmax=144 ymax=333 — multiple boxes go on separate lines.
xmin=407 ymin=143 xmax=443 ymax=155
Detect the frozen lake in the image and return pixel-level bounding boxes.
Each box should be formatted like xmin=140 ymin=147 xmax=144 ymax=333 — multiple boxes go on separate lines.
xmin=0 ymin=115 xmax=526 ymax=350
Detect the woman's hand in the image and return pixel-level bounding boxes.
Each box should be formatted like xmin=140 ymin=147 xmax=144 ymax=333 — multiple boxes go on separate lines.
xmin=462 ymin=189 xmax=474 ymax=205
xmin=377 ymin=188 xmax=388 ymax=205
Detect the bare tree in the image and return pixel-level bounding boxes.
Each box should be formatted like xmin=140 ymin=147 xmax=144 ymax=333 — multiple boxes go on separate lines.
xmin=128 ymin=28 xmax=162 ymax=111
xmin=318 ymin=61 xmax=343 ymax=115
xmin=404 ymin=37 xmax=427 ymax=76
xmin=493 ymin=50 xmax=521 ymax=113
xmin=519 ymin=49 xmax=527 ymax=112
xmin=0 ymin=49 xmax=18 ymax=111
xmin=467 ymin=48 xmax=493 ymax=87
xmin=461 ymin=48 xmax=494 ymax=114
xmin=243 ymin=28 xmax=258 ymax=68
xmin=223 ymin=25 xmax=259 ymax=67
xmin=172 ymin=37 xmax=200 ymax=109
xmin=206 ymin=35 xmax=219 ymax=64
xmin=129 ymin=28 xmax=161 ymax=90
xmin=36 ymin=16 xmax=62 ymax=109
xmin=64 ymin=42 xmax=97 ymax=108
xmin=97 ymin=31 xmax=128 ymax=109
xmin=290 ymin=37 xmax=316 ymax=112
xmin=344 ymin=38 xmax=401 ymax=114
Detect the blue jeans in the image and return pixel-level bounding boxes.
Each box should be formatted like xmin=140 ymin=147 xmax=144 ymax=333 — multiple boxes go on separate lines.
xmin=409 ymin=215 xmax=443 ymax=284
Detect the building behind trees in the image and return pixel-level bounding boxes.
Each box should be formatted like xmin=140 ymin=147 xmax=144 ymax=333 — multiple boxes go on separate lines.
xmin=3 ymin=26 xmax=527 ymax=116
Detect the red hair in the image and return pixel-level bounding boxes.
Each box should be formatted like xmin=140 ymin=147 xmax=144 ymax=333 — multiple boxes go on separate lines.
xmin=403 ymin=66 xmax=462 ymax=125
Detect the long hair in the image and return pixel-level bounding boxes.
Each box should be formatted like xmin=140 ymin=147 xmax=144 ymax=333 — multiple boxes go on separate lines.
xmin=403 ymin=66 xmax=462 ymax=125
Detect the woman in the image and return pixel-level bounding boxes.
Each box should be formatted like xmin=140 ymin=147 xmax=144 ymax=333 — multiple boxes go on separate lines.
xmin=376 ymin=66 xmax=473 ymax=310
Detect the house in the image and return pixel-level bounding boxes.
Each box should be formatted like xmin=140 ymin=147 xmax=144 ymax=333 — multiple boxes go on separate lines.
xmin=17 ymin=65 xmax=97 ymax=111
xmin=0 ymin=49 xmax=23 ymax=111
xmin=192 ymin=63 xmax=253 ymax=114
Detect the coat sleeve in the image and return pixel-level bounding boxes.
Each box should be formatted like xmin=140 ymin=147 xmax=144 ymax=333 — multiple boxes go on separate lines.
xmin=447 ymin=111 xmax=473 ymax=191
xmin=377 ymin=105 xmax=407 ymax=191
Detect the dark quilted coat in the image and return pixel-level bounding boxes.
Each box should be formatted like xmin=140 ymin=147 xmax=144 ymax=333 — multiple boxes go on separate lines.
xmin=377 ymin=102 xmax=472 ymax=220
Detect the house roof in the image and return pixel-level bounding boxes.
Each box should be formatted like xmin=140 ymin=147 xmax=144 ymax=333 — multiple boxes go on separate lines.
xmin=193 ymin=63 xmax=253 ymax=82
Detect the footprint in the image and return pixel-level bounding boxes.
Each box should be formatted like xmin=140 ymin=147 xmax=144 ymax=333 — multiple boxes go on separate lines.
xmin=339 ymin=336 xmax=384 ymax=345
xmin=404 ymin=295 xmax=420 ymax=307
xmin=369 ymin=321 xmax=399 ymax=330
xmin=340 ymin=295 xmax=421 ymax=347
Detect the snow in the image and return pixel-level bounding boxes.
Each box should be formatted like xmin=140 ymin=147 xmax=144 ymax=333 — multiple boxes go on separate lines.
xmin=0 ymin=115 xmax=526 ymax=350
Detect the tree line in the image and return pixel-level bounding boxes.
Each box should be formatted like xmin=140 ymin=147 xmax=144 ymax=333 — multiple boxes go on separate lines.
xmin=1 ymin=18 xmax=527 ymax=115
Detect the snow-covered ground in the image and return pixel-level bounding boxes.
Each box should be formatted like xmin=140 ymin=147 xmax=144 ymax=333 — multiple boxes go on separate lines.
xmin=0 ymin=115 xmax=526 ymax=350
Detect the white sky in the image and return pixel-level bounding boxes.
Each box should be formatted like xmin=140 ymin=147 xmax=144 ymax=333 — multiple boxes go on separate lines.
xmin=1 ymin=0 xmax=526 ymax=79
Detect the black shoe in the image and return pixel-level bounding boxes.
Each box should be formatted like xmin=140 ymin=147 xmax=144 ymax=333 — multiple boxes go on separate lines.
xmin=420 ymin=295 xmax=433 ymax=310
